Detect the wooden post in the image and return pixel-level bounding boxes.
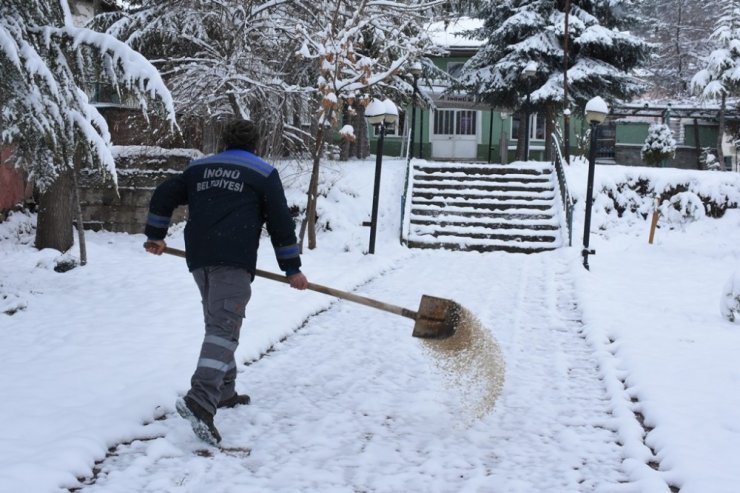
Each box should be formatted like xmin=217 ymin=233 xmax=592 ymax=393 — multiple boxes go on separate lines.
xmin=648 ymin=198 xmax=660 ymax=244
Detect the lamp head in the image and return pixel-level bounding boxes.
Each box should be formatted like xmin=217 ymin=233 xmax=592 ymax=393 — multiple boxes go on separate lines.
xmin=408 ymin=61 xmax=423 ymax=77
xmin=382 ymin=99 xmax=399 ymax=124
xmin=365 ymin=98 xmax=385 ymax=125
xmin=585 ymin=96 xmax=609 ymax=125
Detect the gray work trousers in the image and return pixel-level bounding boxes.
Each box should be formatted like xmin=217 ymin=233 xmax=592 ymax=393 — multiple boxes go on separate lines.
xmin=187 ymin=266 xmax=252 ymax=415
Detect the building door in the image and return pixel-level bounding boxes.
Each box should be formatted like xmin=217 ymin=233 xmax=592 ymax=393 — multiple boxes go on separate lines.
xmin=431 ymin=109 xmax=479 ymax=159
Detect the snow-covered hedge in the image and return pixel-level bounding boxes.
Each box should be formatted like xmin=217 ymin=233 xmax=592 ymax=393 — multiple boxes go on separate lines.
xmin=565 ymin=159 xmax=740 ymax=230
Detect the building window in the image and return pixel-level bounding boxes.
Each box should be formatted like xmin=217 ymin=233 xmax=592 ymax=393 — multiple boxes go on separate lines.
xmin=434 ymin=109 xmax=476 ymax=136
xmin=511 ymin=113 xmax=545 ymax=141
xmin=434 ymin=110 xmax=455 ymax=135
xmin=457 ymin=110 xmax=476 ymax=135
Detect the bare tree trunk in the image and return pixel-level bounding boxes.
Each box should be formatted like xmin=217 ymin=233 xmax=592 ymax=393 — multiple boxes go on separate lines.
xmin=515 ymin=110 xmax=526 ymax=161
xmin=352 ymin=105 xmax=369 ymax=159
xmin=35 ymin=166 xmax=74 ymax=252
xmin=545 ymin=104 xmax=556 ymax=162
xmin=300 ymin=126 xmax=325 ymax=250
xmin=72 ymin=165 xmax=87 ymax=266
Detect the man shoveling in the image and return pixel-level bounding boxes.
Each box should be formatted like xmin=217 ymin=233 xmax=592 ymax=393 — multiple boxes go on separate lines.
xmin=144 ymin=120 xmax=308 ymax=445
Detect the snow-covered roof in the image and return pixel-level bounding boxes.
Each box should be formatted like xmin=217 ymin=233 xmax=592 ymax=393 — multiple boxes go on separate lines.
xmin=426 ymin=17 xmax=485 ymax=50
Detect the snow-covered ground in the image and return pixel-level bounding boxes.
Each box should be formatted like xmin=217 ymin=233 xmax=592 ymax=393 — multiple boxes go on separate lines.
xmin=1 ymin=157 xmax=739 ymax=493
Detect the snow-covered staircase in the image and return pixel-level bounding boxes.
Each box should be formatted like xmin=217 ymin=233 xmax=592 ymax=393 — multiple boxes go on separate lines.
xmin=404 ymin=161 xmax=564 ymax=253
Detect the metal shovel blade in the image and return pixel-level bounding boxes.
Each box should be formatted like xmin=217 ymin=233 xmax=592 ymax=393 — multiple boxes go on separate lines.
xmin=412 ymin=295 xmax=461 ymax=339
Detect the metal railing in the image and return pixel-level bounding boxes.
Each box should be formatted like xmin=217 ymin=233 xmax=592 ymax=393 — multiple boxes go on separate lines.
xmin=552 ymin=133 xmax=574 ymax=247
xmin=399 ymin=157 xmax=414 ymax=245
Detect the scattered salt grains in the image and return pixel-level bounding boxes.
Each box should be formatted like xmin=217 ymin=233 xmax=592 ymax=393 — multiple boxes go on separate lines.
xmin=422 ymin=306 xmax=505 ymax=425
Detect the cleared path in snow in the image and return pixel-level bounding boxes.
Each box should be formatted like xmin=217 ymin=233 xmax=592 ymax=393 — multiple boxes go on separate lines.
xmin=78 ymin=250 xmax=631 ymax=492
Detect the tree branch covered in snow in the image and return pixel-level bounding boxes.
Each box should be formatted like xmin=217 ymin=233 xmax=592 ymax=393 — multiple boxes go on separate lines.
xmin=0 ymin=0 xmax=176 ymax=191
xmin=635 ymin=0 xmax=719 ymax=98
xmin=295 ymin=0 xmax=439 ymax=130
xmin=93 ymin=0 xmax=324 ymax=156
xmin=691 ymin=0 xmax=740 ymax=99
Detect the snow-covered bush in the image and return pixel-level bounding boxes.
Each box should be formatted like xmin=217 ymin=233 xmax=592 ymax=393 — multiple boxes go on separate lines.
xmin=659 ymin=191 xmax=707 ymax=226
xmin=700 ymin=148 xmax=720 ymax=171
xmin=1 ymin=286 xmax=27 ymax=316
xmin=641 ymin=123 xmax=677 ymax=166
xmin=0 ymin=210 xmax=35 ymax=246
xmin=720 ymin=270 xmax=740 ymax=323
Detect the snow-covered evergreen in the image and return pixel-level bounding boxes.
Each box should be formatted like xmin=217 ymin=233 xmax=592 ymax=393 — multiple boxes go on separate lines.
xmin=459 ymin=0 xmax=650 ymax=112
xmin=690 ymin=0 xmax=740 ymax=164
xmin=691 ymin=0 xmax=740 ymax=99
xmin=641 ymin=123 xmax=677 ymax=166
xmin=0 ymin=0 xmax=175 ymax=191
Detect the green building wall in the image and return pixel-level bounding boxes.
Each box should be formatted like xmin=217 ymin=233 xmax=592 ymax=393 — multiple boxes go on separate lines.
xmin=369 ymin=104 xmax=579 ymax=162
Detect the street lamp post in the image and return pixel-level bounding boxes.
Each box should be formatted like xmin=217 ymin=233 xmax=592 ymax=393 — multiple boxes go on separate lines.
xmin=408 ymin=62 xmax=422 ymax=161
xmin=582 ymin=96 xmax=609 ymax=270
xmin=365 ymin=98 xmax=398 ymax=254
xmin=522 ymin=61 xmax=537 ymax=161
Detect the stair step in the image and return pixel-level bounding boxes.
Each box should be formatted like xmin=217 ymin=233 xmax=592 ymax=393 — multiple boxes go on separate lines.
xmin=409 ymin=217 xmax=559 ymax=230
xmin=406 ymin=238 xmax=559 ymax=254
xmin=414 ymin=173 xmax=552 ymax=184
xmin=412 ymin=199 xmax=554 ymax=211
xmin=410 ymin=207 xmax=554 ymax=221
xmin=416 ymin=163 xmax=552 ymax=177
xmin=413 ymin=182 xmax=552 ymax=193
xmin=409 ymin=225 xmax=559 ymax=242
xmin=412 ymin=190 xmax=555 ymax=200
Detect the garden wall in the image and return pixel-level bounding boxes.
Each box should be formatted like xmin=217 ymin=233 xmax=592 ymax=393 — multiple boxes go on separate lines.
xmin=78 ymin=146 xmax=202 ymax=234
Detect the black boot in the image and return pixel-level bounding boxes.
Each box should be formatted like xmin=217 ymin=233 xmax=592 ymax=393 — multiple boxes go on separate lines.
xmin=176 ymin=396 xmax=221 ymax=446
xmin=217 ymin=393 xmax=251 ymax=409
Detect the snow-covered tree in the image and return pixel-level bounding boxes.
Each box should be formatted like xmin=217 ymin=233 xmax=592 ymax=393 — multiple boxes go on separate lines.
xmin=691 ymin=0 xmax=740 ymax=165
xmin=460 ymin=0 xmax=650 ymax=159
xmin=641 ymin=123 xmax=676 ymax=166
xmin=95 ymin=0 xmax=437 ymax=250
xmin=92 ymin=0 xmax=313 ymax=157
xmin=700 ymin=147 xmax=721 ymax=170
xmin=0 ymin=0 xmax=175 ymax=255
xmin=636 ymin=0 xmax=719 ymax=98
xmin=294 ymin=0 xmax=437 ymax=249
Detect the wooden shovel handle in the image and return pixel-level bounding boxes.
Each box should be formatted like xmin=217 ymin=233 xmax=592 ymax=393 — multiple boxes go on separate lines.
xmin=151 ymin=244 xmax=418 ymax=321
